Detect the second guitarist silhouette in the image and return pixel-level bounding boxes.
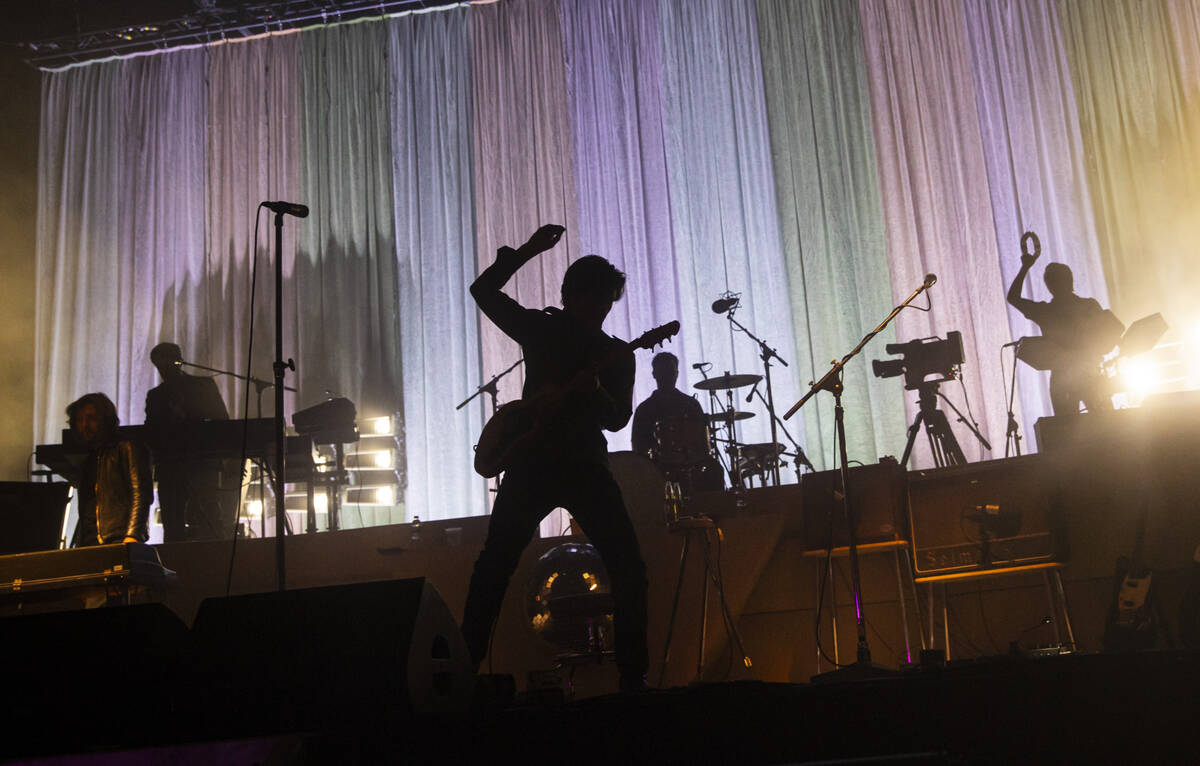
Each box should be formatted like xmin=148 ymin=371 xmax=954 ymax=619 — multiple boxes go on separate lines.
xmin=462 ymin=224 xmax=649 ymax=692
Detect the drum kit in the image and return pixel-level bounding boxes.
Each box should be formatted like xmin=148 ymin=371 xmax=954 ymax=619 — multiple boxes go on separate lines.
xmin=651 ymin=369 xmax=792 ymax=493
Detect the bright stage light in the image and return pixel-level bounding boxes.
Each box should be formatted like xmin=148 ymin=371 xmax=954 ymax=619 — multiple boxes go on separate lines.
xmin=1123 ymin=358 xmax=1157 ymax=396
xmin=247 ymin=499 xmax=263 ymax=519
xmin=376 ymin=486 xmax=395 ymax=505
xmin=368 ymin=416 xmax=393 ymax=436
xmin=373 ymin=450 xmax=394 ymax=469
xmin=314 ymin=493 xmax=329 ymax=515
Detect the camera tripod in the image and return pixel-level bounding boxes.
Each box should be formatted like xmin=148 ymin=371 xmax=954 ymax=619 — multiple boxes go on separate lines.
xmin=899 ymin=381 xmax=990 ymax=469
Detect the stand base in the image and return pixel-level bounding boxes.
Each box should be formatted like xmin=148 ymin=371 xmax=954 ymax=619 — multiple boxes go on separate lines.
xmin=810 ymin=659 xmax=899 ymax=685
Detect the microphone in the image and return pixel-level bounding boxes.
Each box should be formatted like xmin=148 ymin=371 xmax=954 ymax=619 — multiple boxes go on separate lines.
xmin=711 ymin=297 xmax=740 ymax=314
xmin=745 ymin=380 xmax=760 ymax=403
xmin=924 ymin=273 xmax=937 ymax=288
xmin=1002 ymin=338 xmax=1025 ymax=348
xmin=692 ymin=362 xmax=711 ymax=371
xmin=262 ymin=201 xmax=309 ymax=218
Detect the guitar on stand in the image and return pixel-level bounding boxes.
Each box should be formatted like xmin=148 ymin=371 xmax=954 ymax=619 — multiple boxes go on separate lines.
xmin=474 ymin=321 xmax=681 ymax=479
xmin=1103 ymin=503 xmax=1170 ymax=652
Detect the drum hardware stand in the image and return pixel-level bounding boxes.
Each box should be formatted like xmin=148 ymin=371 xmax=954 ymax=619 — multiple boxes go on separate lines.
xmin=784 ymin=274 xmax=937 ymax=680
xmin=458 ymin=357 xmax=523 ymax=498
xmin=898 ymin=381 xmax=990 ymax=470
xmin=1002 ymin=339 xmax=1023 ymax=457
xmin=717 ymin=302 xmax=789 ymax=486
xmin=746 ymin=383 xmax=814 ymax=478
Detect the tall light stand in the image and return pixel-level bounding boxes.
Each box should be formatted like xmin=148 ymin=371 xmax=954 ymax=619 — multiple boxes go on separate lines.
xmin=784 ymin=274 xmax=936 ymax=679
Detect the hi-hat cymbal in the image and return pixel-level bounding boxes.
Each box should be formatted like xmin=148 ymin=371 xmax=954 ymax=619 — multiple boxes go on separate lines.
xmin=694 ymin=373 xmax=762 ymax=391
xmin=706 ymin=410 xmax=755 ymax=423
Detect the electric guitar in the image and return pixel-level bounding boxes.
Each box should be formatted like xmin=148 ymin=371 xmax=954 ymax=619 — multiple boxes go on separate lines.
xmin=1102 ymin=502 xmax=1161 ymax=652
xmin=474 ymin=321 xmax=680 ymax=479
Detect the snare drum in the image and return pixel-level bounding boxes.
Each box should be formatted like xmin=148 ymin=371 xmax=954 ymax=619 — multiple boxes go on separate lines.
xmin=653 ymin=416 xmax=711 ymax=467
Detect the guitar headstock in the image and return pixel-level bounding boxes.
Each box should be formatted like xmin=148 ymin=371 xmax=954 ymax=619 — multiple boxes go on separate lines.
xmin=631 ymin=320 xmax=681 ymax=351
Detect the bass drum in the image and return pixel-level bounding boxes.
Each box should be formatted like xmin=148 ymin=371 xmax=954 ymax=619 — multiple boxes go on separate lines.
xmin=606 ymin=451 xmax=667 ymax=526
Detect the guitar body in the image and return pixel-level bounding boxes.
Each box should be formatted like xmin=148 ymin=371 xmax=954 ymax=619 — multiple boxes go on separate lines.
xmin=1102 ymin=558 xmax=1160 ymax=652
xmin=474 ymin=399 xmax=546 ymax=479
xmin=473 ymin=320 xmax=680 ymax=479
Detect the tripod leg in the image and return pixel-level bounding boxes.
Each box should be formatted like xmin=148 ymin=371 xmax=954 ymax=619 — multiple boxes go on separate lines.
xmin=928 ymin=409 xmax=967 ymax=466
xmin=657 ymin=530 xmax=692 ymax=686
xmin=900 ymin=411 xmax=925 ymax=468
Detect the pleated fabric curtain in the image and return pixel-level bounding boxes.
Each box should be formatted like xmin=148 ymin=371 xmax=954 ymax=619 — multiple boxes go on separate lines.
xmin=656 ymin=0 xmax=806 ymax=454
xmin=34 ymin=0 xmax=1200 ymax=526
xmin=1057 ymin=0 xmax=1200 ymax=331
xmin=961 ymin=0 xmax=1109 ymax=448
xmin=756 ymin=0 xmax=907 ymax=469
xmin=206 ymin=33 xmax=301 ymax=422
xmin=389 ymin=7 xmax=488 ymax=522
xmin=859 ymin=0 xmax=1017 ymax=466
xmin=35 ymin=50 xmax=209 ymax=442
xmin=470 ymin=0 xmax=580 ymax=411
xmin=560 ymin=0 xmax=684 ymax=444
xmin=296 ymin=21 xmax=404 ymax=527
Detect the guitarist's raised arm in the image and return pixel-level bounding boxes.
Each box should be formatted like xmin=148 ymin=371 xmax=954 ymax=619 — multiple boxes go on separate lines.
xmin=1007 ymin=240 xmax=1040 ymax=319
xmin=470 ymin=224 xmax=566 ymax=343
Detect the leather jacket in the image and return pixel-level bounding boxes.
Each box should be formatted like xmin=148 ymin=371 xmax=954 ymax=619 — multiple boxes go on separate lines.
xmin=74 ymin=438 xmax=152 ymax=545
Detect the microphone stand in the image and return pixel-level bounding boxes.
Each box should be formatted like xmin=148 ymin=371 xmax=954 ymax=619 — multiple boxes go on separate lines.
xmin=784 ymin=277 xmax=934 ymax=680
xmin=457 ymin=357 xmax=523 ymax=499
xmin=180 ymin=360 xmax=296 ymax=396
xmin=1003 ymin=341 xmax=1023 ymax=457
xmin=722 ymin=307 xmax=788 ymax=486
xmin=272 ymin=210 xmax=297 ymax=592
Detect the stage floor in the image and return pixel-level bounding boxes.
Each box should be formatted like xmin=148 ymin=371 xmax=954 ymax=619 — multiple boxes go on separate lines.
xmin=10 ymin=650 xmax=1199 ymax=764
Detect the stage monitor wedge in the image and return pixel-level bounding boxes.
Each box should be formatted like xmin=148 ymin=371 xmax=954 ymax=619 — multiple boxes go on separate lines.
xmin=187 ymin=577 xmax=474 ymax=736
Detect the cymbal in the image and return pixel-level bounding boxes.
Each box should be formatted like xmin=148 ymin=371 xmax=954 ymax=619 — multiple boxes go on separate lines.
xmin=694 ymin=373 xmax=762 ymax=391
xmin=706 ymin=410 xmax=755 ymax=423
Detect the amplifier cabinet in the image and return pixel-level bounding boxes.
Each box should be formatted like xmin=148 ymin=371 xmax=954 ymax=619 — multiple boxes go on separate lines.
xmin=801 ymin=458 xmax=907 ymax=551
xmin=908 ymin=455 xmax=1066 ymax=577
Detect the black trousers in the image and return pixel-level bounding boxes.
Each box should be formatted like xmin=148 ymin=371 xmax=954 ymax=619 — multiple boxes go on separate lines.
xmin=156 ymin=460 xmax=236 ymax=542
xmin=461 ymin=459 xmax=649 ymax=679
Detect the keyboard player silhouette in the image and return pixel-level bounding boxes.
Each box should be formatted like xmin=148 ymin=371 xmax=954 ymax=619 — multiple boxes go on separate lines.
xmin=145 ymin=342 xmax=237 ymax=541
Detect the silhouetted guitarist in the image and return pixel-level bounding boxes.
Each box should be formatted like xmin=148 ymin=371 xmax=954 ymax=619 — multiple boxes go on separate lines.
xmin=462 ymin=224 xmax=649 ymax=691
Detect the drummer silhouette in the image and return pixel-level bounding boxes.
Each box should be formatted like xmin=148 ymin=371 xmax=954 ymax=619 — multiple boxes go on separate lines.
xmin=631 ymin=352 xmax=704 ymax=459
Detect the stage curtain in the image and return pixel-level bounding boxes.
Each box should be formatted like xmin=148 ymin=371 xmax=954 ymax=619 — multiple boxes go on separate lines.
xmin=756 ymin=0 xmax=907 ymax=470
xmin=1057 ymin=0 xmax=1200 ymax=338
xmin=297 ymin=22 xmax=404 ymax=527
xmin=858 ymin=0 xmax=1016 ymax=466
xmin=560 ymin=0 xmax=683 ymax=450
xmin=961 ymin=0 xmax=1110 ymax=447
xmin=470 ymin=0 xmax=580 ymax=413
xmin=389 ymin=7 xmax=488 ymax=523
xmin=655 ymin=0 xmax=807 ymax=462
xmin=35 ymin=50 xmax=209 ymax=443
xmin=205 ymin=33 xmax=302 ymax=423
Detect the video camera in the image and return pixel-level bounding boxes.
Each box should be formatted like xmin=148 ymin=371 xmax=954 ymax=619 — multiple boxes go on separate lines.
xmin=872 ymin=331 xmax=964 ymax=391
